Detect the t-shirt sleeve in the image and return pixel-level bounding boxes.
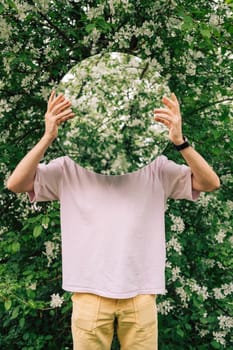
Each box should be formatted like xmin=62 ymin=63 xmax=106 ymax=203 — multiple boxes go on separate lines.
xmin=157 ymin=155 xmax=200 ymax=201
xmin=27 ymin=157 xmax=64 ymax=203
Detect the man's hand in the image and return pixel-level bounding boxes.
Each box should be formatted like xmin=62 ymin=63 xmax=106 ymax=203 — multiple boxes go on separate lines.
xmin=154 ymin=93 xmax=183 ymax=145
xmin=44 ymin=90 xmax=75 ymax=141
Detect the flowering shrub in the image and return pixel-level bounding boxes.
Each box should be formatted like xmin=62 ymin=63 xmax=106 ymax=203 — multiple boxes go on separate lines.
xmin=0 ymin=1 xmax=232 ymax=349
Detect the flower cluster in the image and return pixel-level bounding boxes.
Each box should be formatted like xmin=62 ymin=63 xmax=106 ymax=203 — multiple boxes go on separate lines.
xmin=43 ymin=240 xmax=60 ymax=267
xmin=170 ymin=214 xmax=185 ymax=234
xmin=157 ymin=299 xmax=174 ymax=315
xmin=213 ymin=283 xmax=233 ymax=300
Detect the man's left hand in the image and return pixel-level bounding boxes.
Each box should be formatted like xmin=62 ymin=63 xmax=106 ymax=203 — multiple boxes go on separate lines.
xmin=154 ymin=93 xmax=184 ymax=145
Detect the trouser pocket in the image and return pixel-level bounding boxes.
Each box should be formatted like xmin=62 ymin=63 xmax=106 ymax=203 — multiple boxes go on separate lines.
xmin=134 ymin=294 xmax=157 ymax=328
xmin=71 ymin=293 xmax=101 ymax=333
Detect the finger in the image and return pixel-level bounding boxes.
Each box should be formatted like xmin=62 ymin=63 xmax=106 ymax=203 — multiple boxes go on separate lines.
xmin=162 ymin=95 xmax=176 ymax=109
xmin=154 ymin=112 xmax=173 ymax=122
xmin=48 ymin=90 xmax=55 ymax=105
xmin=49 ymin=93 xmax=65 ymax=112
xmin=55 ymin=108 xmax=74 ymax=120
xmin=154 ymin=108 xmax=173 ymax=116
xmin=52 ymin=99 xmax=71 ymax=114
xmin=171 ymin=92 xmax=179 ymax=104
xmin=154 ymin=117 xmax=170 ymax=128
xmin=57 ymin=113 xmax=75 ymax=125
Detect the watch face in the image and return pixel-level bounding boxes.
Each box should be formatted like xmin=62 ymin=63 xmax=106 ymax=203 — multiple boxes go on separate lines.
xmin=56 ymin=52 xmax=169 ymax=175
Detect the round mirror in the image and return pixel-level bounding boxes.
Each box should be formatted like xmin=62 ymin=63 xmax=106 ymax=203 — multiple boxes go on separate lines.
xmin=56 ymin=52 xmax=169 ymax=175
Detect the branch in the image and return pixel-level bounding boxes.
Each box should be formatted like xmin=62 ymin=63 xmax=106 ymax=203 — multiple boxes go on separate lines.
xmin=190 ymin=98 xmax=233 ymax=114
xmin=37 ymin=11 xmax=74 ymax=47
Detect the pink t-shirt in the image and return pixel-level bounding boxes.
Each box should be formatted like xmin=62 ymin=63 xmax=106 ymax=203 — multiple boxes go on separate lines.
xmin=28 ymin=155 xmax=199 ymax=298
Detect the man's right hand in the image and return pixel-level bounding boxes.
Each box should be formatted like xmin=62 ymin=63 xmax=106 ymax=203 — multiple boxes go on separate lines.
xmin=44 ymin=90 xmax=75 ymax=141
xmin=6 ymin=90 xmax=75 ymax=193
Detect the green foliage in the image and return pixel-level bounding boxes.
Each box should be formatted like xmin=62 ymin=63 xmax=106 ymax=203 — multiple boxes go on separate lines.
xmin=0 ymin=0 xmax=232 ymax=349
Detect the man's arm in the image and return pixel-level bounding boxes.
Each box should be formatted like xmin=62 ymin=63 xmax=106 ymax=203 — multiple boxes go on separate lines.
xmin=6 ymin=91 xmax=75 ymax=193
xmin=154 ymin=93 xmax=220 ymax=192
xmin=177 ymin=146 xmax=220 ymax=192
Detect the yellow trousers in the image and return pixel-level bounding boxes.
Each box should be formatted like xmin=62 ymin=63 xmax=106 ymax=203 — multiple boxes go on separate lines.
xmin=71 ymin=293 xmax=158 ymax=350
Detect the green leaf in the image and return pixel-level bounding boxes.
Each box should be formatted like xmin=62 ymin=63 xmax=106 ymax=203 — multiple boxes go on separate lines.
xmin=7 ymin=0 xmax=17 ymax=10
xmin=11 ymin=241 xmax=20 ymax=253
xmin=19 ymin=317 xmax=25 ymax=328
xmin=33 ymin=225 xmax=42 ymax=238
xmin=200 ymin=29 xmax=211 ymax=38
xmin=200 ymin=317 xmax=208 ymax=324
xmin=184 ymin=323 xmax=192 ymax=330
xmin=193 ymin=297 xmax=201 ymax=308
xmin=0 ymin=3 xmax=4 ymax=13
xmin=181 ymin=15 xmax=194 ymax=31
xmin=11 ymin=306 xmax=20 ymax=320
xmin=85 ymin=23 xmax=96 ymax=33
xmin=42 ymin=216 xmax=50 ymax=228
xmin=4 ymin=300 xmax=12 ymax=311
xmin=176 ymin=327 xmax=185 ymax=338
xmin=211 ymin=340 xmax=222 ymax=349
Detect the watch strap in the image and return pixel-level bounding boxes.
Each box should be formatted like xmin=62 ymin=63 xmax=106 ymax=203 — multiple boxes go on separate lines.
xmin=173 ymin=136 xmax=190 ymax=151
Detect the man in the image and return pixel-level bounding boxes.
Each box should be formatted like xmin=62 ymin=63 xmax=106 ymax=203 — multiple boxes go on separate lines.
xmin=7 ymin=91 xmax=220 ymax=350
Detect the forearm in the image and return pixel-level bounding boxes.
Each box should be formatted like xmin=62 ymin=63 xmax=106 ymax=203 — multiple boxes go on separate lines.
xmin=7 ymin=135 xmax=54 ymax=193
xmin=179 ymin=145 xmax=220 ymax=192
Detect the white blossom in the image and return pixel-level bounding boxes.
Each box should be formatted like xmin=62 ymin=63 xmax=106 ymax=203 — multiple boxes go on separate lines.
xmin=0 ymin=18 xmax=12 ymax=41
xmin=157 ymin=300 xmax=174 ymax=315
xmin=213 ymin=331 xmax=227 ymax=347
xmin=170 ymin=214 xmax=185 ymax=233
xmin=218 ymin=315 xmax=233 ymax=331
xmin=213 ymin=283 xmax=233 ymax=299
xmin=198 ymin=192 xmax=213 ymax=207
xmin=215 ymin=229 xmax=226 ymax=243
xmin=229 ymin=235 xmax=233 ymax=245
xmin=176 ymin=286 xmax=189 ymax=308
xmin=166 ymin=237 xmax=182 ymax=255
xmin=50 ymin=293 xmax=64 ymax=308
xmin=213 ymin=288 xmax=225 ymax=300
xmin=199 ymin=329 xmax=209 ymax=337
xmin=188 ymin=280 xmax=209 ymax=300
xmin=170 ymin=266 xmax=181 ymax=282
xmin=43 ymin=241 xmax=60 ymax=267
xmin=226 ymin=200 xmax=233 ymax=211
xmin=209 ymin=14 xmax=220 ymax=26
xmin=28 ymin=283 xmax=37 ymax=290
xmin=204 ymin=258 xmax=215 ymax=268
xmin=0 ymin=99 xmax=12 ymax=118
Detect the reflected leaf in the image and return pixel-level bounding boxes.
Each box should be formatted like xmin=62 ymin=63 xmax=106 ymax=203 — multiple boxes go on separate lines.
xmin=57 ymin=52 xmax=169 ymax=175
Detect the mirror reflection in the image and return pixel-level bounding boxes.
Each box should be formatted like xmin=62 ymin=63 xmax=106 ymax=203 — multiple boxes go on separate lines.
xmin=56 ymin=52 xmax=169 ymax=175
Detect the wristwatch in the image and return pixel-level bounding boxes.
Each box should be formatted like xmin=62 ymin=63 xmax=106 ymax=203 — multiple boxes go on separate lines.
xmin=173 ymin=136 xmax=190 ymax=151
